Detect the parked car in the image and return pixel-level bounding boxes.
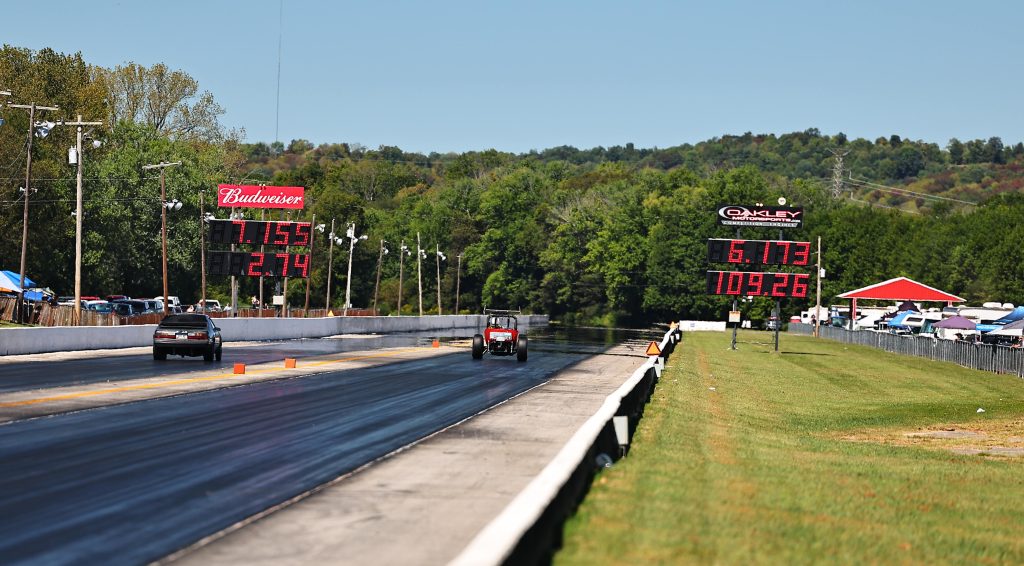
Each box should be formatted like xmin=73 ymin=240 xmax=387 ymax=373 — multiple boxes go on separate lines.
xmin=111 ymin=302 xmax=137 ymax=317
xmin=57 ymin=296 xmax=75 ymax=306
xmin=152 ymin=314 xmax=223 ymax=362
xmin=106 ymin=294 xmax=130 ymax=302
xmin=88 ymin=302 xmax=114 ymax=314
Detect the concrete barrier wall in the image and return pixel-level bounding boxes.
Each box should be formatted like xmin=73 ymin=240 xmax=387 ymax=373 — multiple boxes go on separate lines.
xmin=0 ymin=314 xmax=550 ymax=356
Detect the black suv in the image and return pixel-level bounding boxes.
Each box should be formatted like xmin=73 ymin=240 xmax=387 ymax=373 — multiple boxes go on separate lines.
xmin=152 ymin=314 xmax=223 ymax=362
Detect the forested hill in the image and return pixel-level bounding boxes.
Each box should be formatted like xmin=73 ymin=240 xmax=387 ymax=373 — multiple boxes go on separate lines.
xmin=2 ymin=44 xmax=1024 ymax=326
xmin=240 ymin=129 xmax=1024 ymax=215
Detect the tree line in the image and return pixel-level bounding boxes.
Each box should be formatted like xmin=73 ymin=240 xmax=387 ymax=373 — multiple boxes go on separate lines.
xmin=2 ymin=45 xmax=1023 ymax=325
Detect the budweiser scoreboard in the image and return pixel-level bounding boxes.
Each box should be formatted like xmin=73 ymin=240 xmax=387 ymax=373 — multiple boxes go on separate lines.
xmin=206 ymin=220 xmax=311 ymax=277
xmin=207 ymin=184 xmax=310 ymax=278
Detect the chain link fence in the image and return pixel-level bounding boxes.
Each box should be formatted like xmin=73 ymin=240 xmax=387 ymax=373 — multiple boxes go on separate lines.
xmin=790 ymin=323 xmax=1024 ymax=378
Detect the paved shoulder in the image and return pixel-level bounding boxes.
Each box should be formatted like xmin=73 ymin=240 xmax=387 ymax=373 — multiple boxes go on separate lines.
xmin=169 ymin=342 xmax=648 ymax=566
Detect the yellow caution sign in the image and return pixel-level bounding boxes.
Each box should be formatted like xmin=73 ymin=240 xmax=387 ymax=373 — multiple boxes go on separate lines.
xmin=327 ymin=310 xmax=335 ymax=317
xmin=646 ymin=341 xmax=662 ymax=356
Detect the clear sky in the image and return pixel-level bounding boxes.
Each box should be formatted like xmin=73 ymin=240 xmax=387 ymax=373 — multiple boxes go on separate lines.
xmin=4 ymin=1 xmax=1023 ymax=154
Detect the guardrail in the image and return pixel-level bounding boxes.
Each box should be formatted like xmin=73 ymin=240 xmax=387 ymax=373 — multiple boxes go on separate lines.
xmin=789 ymin=324 xmax=1024 ymax=378
xmin=452 ymin=325 xmax=682 ymax=566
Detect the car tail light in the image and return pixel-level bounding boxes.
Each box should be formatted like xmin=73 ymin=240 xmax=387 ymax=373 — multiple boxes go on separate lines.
xmin=154 ymin=331 xmax=175 ymax=339
xmin=187 ymin=331 xmax=209 ymax=340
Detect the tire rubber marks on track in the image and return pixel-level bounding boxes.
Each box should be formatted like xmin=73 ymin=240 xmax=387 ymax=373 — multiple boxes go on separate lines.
xmin=0 ymin=348 xmax=427 ymax=409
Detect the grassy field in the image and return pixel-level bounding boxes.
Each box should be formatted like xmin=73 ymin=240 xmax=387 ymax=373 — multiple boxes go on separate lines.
xmin=556 ymin=330 xmax=1024 ymax=565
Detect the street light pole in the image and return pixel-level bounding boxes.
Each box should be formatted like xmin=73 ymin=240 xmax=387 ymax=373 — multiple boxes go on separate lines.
xmin=397 ymin=241 xmax=409 ymax=316
xmin=142 ymin=161 xmax=182 ymax=315
xmin=416 ymin=233 xmax=426 ymax=316
xmin=63 ymin=115 xmax=103 ymax=324
xmin=373 ymin=238 xmax=388 ymax=314
xmin=435 ymin=244 xmax=446 ymax=316
xmin=9 ymin=102 xmax=59 ymax=323
xmin=455 ymin=253 xmax=463 ymax=314
xmin=343 ymin=222 xmax=367 ymax=316
xmin=324 ymin=218 xmax=336 ymax=311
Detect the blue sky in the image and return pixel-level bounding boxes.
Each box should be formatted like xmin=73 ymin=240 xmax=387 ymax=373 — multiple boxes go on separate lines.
xmin=4 ymin=1 xmax=1023 ymax=154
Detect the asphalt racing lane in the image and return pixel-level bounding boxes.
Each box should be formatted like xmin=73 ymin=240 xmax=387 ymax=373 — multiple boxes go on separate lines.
xmin=0 ymin=333 xmax=437 ymax=394
xmin=0 ymin=349 xmax=587 ymax=565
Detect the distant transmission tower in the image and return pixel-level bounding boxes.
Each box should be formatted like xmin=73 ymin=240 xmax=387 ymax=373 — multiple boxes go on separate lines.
xmin=829 ymin=148 xmax=850 ymax=199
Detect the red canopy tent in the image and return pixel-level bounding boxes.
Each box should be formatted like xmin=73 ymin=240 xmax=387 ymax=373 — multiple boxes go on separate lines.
xmin=836 ymin=277 xmax=965 ymax=330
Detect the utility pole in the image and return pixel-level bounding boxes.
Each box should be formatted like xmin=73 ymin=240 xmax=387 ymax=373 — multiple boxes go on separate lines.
xmin=373 ymin=239 xmax=388 ymax=314
xmin=61 ymin=114 xmax=103 ymax=324
xmin=814 ymin=236 xmax=822 ymax=338
xmin=829 ymin=148 xmax=849 ymax=199
xmin=142 ymin=161 xmax=182 ymax=316
xmin=200 ymin=191 xmax=208 ymax=312
xmin=259 ymin=208 xmax=266 ymax=314
xmin=282 ymin=209 xmax=290 ymax=318
xmin=455 ymin=253 xmax=463 ymax=314
xmin=304 ymin=213 xmax=316 ymax=315
xmin=435 ymin=244 xmax=446 ymax=316
xmin=9 ymin=102 xmax=59 ymax=323
xmin=416 ymin=232 xmax=424 ymax=316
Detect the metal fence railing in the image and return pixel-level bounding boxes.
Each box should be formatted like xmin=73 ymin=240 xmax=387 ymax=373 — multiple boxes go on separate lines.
xmin=0 ymin=296 xmax=383 ymax=328
xmin=789 ymin=323 xmax=1024 ymax=378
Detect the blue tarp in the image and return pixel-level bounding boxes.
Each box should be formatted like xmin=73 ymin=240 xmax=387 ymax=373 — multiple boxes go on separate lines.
xmin=887 ymin=311 xmax=917 ymax=328
xmin=1 ymin=270 xmax=34 ymax=287
xmin=24 ymin=290 xmax=44 ymax=301
xmin=977 ymin=306 xmax=1024 ymax=333
xmin=994 ymin=306 xmax=1024 ymax=324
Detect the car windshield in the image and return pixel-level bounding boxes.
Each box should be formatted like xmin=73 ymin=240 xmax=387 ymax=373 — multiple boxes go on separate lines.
xmin=159 ymin=314 xmax=210 ymax=328
xmin=488 ymin=316 xmax=516 ymax=329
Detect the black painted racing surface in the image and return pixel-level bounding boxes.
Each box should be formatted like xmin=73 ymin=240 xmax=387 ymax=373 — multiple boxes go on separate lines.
xmin=0 ymin=328 xmax=647 ymax=565
xmin=0 ymin=333 xmax=437 ymax=394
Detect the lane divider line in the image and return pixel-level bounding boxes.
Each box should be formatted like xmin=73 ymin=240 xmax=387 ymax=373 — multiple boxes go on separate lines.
xmin=0 ymin=347 xmax=432 ymax=409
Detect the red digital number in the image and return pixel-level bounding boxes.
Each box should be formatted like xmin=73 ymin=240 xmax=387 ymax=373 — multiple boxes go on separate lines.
xmin=276 ymin=253 xmax=290 ymax=275
xmin=775 ymin=241 xmax=791 ymax=265
xmin=728 ymin=240 xmax=745 ymax=263
xmin=771 ymin=273 xmax=790 ymax=296
xmin=263 ymin=221 xmax=274 ymax=244
xmin=715 ymin=271 xmax=725 ymax=294
xmin=292 ymin=254 xmax=310 ymax=277
xmin=233 ymin=220 xmax=246 ymax=244
xmin=792 ymin=273 xmax=809 ymax=297
xmin=273 ymin=223 xmax=290 ymax=245
xmin=247 ymin=252 xmax=265 ymax=276
xmin=762 ymin=241 xmax=771 ymax=264
xmin=726 ymin=271 xmax=743 ymax=294
xmin=792 ymin=242 xmax=810 ymax=266
xmin=747 ymin=272 xmax=763 ymax=295
xmin=293 ymin=223 xmax=311 ymax=247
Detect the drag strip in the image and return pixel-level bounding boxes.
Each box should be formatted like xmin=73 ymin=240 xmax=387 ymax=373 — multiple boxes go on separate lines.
xmin=0 ymin=346 xmax=591 ymax=565
xmin=0 ymin=334 xmax=436 ymax=394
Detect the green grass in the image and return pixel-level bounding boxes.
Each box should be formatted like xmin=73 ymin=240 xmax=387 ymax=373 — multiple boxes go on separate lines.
xmin=556 ymin=331 xmax=1024 ymax=565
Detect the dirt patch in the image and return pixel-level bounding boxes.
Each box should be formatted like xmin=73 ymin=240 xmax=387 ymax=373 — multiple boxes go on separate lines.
xmin=840 ymin=417 xmax=1024 ymax=460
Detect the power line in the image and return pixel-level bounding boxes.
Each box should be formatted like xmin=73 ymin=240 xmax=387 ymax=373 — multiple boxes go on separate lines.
xmin=846 ymin=175 xmax=977 ymax=205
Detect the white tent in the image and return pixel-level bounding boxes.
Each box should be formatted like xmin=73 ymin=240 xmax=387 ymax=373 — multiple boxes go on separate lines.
xmin=0 ymin=271 xmax=22 ymax=293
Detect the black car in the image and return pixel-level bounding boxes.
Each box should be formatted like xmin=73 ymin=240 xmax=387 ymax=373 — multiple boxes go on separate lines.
xmin=152 ymin=314 xmax=223 ymax=362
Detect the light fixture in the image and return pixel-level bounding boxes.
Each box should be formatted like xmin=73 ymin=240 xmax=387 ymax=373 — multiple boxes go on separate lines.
xmin=315 ymin=223 xmax=326 ymax=233
xmin=164 ymin=199 xmax=182 ymax=211
xmin=34 ymin=120 xmax=54 ymax=138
